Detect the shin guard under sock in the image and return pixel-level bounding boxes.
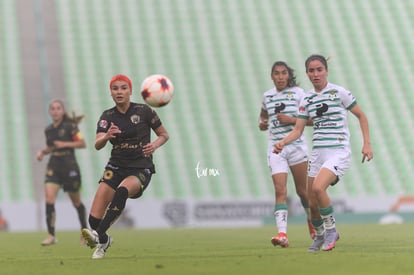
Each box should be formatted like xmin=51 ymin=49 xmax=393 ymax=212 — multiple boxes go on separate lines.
xmin=96 ymin=187 xmax=128 ymax=242
xmin=76 ymin=203 xmax=87 ymax=229
xmin=46 ymin=203 xmax=56 ymax=236
xmin=88 ymin=215 xmax=101 ymax=231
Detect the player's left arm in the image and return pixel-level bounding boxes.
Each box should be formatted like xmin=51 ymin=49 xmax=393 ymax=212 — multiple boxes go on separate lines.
xmin=53 ymin=131 xmax=86 ymax=149
xmin=349 ymin=104 xmax=373 ymax=163
xmin=152 ymin=125 xmax=169 ymax=149
xmin=276 ymin=113 xmax=313 ymax=126
xmin=142 ymin=125 xmax=169 ymax=156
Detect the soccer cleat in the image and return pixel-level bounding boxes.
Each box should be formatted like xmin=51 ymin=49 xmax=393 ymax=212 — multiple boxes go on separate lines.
xmin=92 ymin=236 xmax=113 ymax=259
xmin=81 ymin=228 xmax=99 ymax=249
xmin=322 ymin=230 xmax=340 ymax=251
xmin=308 ymin=234 xmax=325 ymax=252
xmin=307 ymin=219 xmax=316 ymax=240
xmin=271 ymin=232 xmax=289 ymax=248
xmin=41 ymin=235 xmax=57 ymax=246
xmin=80 ymin=232 xmax=88 ymax=246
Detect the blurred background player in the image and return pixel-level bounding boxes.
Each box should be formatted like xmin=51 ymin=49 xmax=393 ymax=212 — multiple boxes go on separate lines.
xmin=37 ymin=99 xmax=88 ymax=246
xmin=274 ymin=54 xmax=373 ymax=252
xmin=81 ymin=74 xmax=169 ymax=259
xmin=259 ymin=61 xmax=315 ymax=248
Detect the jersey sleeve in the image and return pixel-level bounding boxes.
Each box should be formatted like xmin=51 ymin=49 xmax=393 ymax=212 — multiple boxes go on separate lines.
xmin=96 ymin=112 xmax=110 ymax=133
xmin=295 ymin=88 xmax=306 ymax=116
xmin=69 ymin=123 xmax=84 ymax=141
xmin=297 ymin=96 xmax=310 ymax=119
xmin=261 ymin=93 xmax=267 ymax=112
xmin=340 ymin=88 xmax=357 ymax=110
xmin=145 ymin=105 xmax=162 ymax=130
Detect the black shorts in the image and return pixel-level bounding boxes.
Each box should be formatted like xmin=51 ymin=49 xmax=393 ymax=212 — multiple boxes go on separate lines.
xmin=45 ymin=162 xmax=82 ymax=193
xmin=99 ymin=163 xmax=153 ymax=198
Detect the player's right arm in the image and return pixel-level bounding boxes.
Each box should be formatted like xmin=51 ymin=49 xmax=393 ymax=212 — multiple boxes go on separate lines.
xmin=36 ymin=146 xmax=53 ymax=161
xmin=95 ymin=122 xmax=121 ymax=150
xmin=258 ymin=109 xmax=269 ymax=131
xmin=273 ymin=118 xmax=307 ymax=153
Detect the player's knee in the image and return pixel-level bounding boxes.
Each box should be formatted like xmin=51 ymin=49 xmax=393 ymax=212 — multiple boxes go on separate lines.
xmin=274 ymin=184 xmax=287 ymax=197
xmin=296 ymin=188 xmax=307 ymax=200
xmin=311 ymin=184 xmax=326 ymax=198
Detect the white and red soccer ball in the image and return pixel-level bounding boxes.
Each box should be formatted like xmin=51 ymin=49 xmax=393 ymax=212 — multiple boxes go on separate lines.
xmin=140 ymin=74 xmax=174 ymax=107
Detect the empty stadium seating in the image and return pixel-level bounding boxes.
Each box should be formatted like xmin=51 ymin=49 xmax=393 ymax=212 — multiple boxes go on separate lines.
xmin=1 ymin=0 xmax=414 ymax=203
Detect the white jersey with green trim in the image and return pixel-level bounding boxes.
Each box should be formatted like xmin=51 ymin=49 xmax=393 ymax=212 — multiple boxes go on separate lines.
xmin=298 ymin=83 xmax=356 ymax=149
xmin=261 ymin=86 xmax=307 ymax=149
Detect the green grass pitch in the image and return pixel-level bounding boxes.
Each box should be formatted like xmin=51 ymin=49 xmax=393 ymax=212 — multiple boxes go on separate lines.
xmin=1 ymin=223 xmax=414 ymax=275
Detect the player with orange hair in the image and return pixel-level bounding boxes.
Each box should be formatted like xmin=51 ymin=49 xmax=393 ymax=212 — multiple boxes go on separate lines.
xmin=81 ymin=74 xmax=169 ymax=259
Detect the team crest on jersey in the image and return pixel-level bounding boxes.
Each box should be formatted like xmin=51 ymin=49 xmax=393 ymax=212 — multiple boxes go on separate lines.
xmin=99 ymin=120 xmax=108 ymax=129
xmin=328 ymin=90 xmax=338 ymax=100
xmin=130 ymin=114 xmax=140 ymax=124
xmin=58 ymin=129 xmax=66 ymax=137
xmin=285 ymin=91 xmax=294 ymax=100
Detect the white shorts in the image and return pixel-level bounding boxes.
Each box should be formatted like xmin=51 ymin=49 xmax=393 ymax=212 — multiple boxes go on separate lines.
xmin=308 ymin=148 xmax=351 ymax=180
xmin=267 ymin=143 xmax=308 ymax=175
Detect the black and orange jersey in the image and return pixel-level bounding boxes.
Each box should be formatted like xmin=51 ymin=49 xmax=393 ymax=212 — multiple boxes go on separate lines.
xmin=96 ymin=102 xmax=162 ymax=170
xmin=45 ymin=118 xmax=82 ymax=158
xmin=43 ymin=118 xmax=83 ymax=189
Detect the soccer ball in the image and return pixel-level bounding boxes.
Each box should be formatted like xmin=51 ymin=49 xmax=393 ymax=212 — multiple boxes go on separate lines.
xmin=140 ymin=74 xmax=174 ymax=107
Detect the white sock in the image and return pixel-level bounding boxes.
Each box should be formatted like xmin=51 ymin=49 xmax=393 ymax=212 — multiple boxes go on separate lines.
xmin=275 ymin=209 xmax=288 ymax=233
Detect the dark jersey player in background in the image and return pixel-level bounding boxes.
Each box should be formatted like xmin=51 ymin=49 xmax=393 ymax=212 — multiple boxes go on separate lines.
xmin=82 ymin=74 xmax=169 ymax=259
xmin=37 ymin=99 xmax=88 ymax=246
